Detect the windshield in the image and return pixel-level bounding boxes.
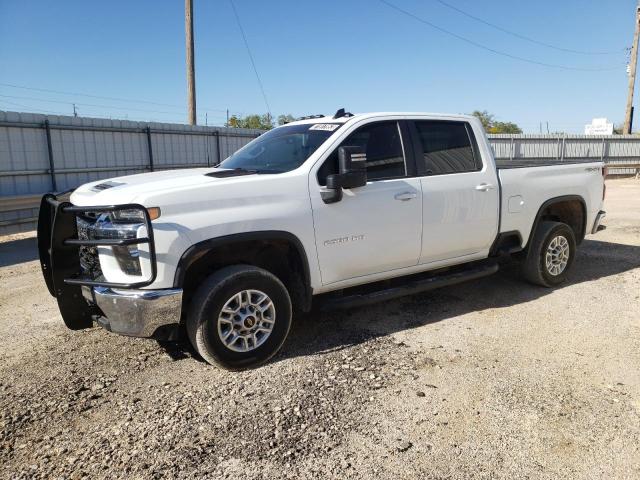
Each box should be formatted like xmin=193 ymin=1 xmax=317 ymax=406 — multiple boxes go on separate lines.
xmin=218 ymin=123 xmax=342 ymax=173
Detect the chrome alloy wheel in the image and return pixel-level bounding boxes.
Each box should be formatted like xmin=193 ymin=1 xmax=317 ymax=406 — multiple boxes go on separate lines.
xmin=217 ymin=289 xmax=276 ymax=352
xmin=545 ymin=235 xmax=570 ymax=276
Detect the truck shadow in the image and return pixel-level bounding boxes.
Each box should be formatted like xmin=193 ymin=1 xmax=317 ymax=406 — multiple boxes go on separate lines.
xmin=277 ymin=239 xmax=640 ymax=363
xmin=0 ymin=236 xmax=38 ymax=267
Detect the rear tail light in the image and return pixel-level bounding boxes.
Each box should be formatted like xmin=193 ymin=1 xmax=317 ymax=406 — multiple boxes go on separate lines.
xmin=602 ymin=166 xmax=607 ymax=200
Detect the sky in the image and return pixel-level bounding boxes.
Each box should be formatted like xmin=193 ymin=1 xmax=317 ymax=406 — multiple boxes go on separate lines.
xmin=0 ymin=0 xmax=637 ymax=133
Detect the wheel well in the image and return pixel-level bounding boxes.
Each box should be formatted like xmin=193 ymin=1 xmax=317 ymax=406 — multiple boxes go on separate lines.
xmin=535 ymin=198 xmax=586 ymax=245
xmin=177 ymin=237 xmax=311 ymax=316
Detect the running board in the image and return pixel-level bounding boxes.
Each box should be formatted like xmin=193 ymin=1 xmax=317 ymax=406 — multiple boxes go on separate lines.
xmin=320 ymin=262 xmax=499 ymax=310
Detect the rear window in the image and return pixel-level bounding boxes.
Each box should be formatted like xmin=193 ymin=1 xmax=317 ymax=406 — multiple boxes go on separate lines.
xmin=413 ymin=121 xmax=479 ymax=175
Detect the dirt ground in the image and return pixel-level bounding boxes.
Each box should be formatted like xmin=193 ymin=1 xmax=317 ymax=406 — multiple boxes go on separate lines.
xmin=1 ymin=179 xmax=639 ymax=479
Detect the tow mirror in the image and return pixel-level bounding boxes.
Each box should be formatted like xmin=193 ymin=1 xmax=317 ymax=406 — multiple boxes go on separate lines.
xmin=321 ymin=146 xmax=367 ymax=204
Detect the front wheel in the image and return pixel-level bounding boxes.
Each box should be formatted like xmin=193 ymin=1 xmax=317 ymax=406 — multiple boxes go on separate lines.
xmin=522 ymin=221 xmax=576 ymax=287
xmin=186 ymin=265 xmax=292 ymax=370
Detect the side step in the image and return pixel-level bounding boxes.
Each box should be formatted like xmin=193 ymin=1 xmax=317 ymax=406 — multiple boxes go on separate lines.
xmin=320 ymin=262 xmax=499 ymax=310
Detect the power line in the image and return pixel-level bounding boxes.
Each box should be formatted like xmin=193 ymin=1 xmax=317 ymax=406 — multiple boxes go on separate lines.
xmin=434 ymin=0 xmax=627 ymax=56
xmin=0 ymin=93 xmax=228 ymax=119
xmin=0 ymin=99 xmax=69 ymax=115
xmin=0 ymin=93 xmax=192 ymax=116
xmin=0 ymin=100 xmax=221 ymax=124
xmin=379 ymin=0 xmax=626 ymax=71
xmin=0 ymin=82 xmax=228 ymax=113
xmin=229 ymin=0 xmax=272 ymax=116
xmin=0 ymin=98 xmax=232 ymax=123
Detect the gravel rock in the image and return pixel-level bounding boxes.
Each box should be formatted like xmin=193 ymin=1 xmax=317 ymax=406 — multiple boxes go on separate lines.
xmin=1 ymin=179 xmax=640 ymax=479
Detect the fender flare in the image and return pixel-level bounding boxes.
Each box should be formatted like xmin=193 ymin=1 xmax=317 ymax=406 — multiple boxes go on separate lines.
xmin=527 ymin=195 xmax=587 ymax=248
xmin=173 ymin=230 xmax=312 ymax=308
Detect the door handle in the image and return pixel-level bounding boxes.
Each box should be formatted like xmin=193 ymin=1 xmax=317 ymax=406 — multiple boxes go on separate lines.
xmin=475 ymin=183 xmax=495 ymax=192
xmin=394 ymin=192 xmax=417 ymax=201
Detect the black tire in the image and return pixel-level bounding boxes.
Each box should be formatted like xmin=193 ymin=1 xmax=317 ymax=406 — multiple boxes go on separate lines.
xmin=522 ymin=221 xmax=576 ymax=287
xmin=186 ymin=265 xmax=292 ymax=370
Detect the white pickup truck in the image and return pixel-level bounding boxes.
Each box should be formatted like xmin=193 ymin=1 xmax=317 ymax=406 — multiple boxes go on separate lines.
xmin=38 ymin=110 xmax=607 ymax=369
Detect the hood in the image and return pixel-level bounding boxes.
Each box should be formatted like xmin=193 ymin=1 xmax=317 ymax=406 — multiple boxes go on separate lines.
xmin=70 ymin=167 xmax=257 ymax=206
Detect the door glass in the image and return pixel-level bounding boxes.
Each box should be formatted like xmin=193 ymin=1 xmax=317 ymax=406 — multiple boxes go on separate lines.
xmin=414 ymin=121 xmax=478 ymax=175
xmin=318 ymin=121 xmax=406 ymax=184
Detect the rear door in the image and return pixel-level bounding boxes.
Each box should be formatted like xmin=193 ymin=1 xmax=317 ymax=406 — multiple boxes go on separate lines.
xmin=310 ymin=120 xmax=423 ymax=285
xmin=409 ymin=120 xmax=499 ymax=264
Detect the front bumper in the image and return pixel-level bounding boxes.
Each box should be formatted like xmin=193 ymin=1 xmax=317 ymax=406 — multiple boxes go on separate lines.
xmin=37 ymin=193 xmax=166 ymax=334
xmin=82 ymin=286 xmax=183 ymax=338
xmin=592 ymin=210 xmax=607 ymax=234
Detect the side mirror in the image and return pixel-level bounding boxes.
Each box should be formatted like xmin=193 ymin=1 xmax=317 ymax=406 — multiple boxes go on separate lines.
xmin=321 ymin=146 xmax=367 ymax=204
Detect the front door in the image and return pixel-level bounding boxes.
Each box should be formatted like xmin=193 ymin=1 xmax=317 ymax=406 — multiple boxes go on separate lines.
xmin=310 ymin=120 xmax=423 ymax=285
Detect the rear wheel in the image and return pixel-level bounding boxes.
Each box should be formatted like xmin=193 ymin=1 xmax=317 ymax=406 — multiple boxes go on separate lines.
xmin=187 ymin=265 xmax=292 ymax=370
xmin=522 ymin=221 xmax=576 ymax=287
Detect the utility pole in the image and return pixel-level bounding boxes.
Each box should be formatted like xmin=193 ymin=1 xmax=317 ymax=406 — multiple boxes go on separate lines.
xmin=624 ymin=4 xmax=640 ymax=134
xmin=185 ymin=0 xmax=197 ymax=125
xmin=73 ymin=103 xmax=78 ymax=117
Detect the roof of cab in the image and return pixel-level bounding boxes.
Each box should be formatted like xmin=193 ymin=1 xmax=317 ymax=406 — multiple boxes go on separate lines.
xmin=284 ymin=112 xmax=476 ymax=126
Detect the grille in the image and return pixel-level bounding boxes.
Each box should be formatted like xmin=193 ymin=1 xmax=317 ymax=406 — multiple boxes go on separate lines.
xmin=76 ymin=217 xmax=103 ymax=279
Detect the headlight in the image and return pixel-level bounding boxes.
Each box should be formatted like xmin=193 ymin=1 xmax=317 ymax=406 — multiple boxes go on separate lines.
xmin=92 ymin=216 xmax=144 ymax=276
xmin=111 ymin=207 xmax=161 ymax=222
xmin=76 ymin=207 xmax=159 ymax=279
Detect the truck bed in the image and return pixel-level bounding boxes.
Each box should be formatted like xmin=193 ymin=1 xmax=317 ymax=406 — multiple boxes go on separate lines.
xmin=497 ymin=160 xmax=604 ymax=246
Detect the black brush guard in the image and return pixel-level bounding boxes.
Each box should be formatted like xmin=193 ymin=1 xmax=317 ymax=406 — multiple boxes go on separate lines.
xmin=37 ymin=193 xmax=157 ymax=330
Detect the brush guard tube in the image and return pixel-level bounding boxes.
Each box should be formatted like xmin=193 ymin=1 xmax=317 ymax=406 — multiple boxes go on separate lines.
xmin=37 ymin=193 xmax=158 ymax=330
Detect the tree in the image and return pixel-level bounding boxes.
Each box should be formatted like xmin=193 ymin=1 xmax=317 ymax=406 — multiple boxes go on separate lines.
xmin=227 ymin=113 xmax=274 ymax=130
xmin=471 ymin=110 xmax=522 ymax=134
xmin=277 ymin=114 xmax=296 ymax=125
xmin=226 ymin=113 xmax=298 ymax=129
xmin=471 ymin=110 xmax=495 ymax=131
xmin=491 ymin=121 xmax=522 ymax=134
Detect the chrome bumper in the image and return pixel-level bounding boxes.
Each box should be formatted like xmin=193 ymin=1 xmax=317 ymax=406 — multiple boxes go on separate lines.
xmin=591 ymin=210 xmax=607 ymax=234
xmin=82 ymin=286 xmax=182 ymax=338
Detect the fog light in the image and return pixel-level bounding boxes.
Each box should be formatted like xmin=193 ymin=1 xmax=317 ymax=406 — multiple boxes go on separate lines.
xmin=112 ymin=245 xmax=142 ymax=275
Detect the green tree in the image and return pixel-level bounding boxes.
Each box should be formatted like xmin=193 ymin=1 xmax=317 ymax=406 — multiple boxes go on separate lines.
xmin=491 ymin=121 xmax=522 ymax=134
xmin=471 ymin=110 xmax=495 ymax=131
xmin=277 ymin=114 xmax=296 ymax=125
xmin=227 ymin=113 xmax=274 ymax=130
xmin=471 ymin=110 xmax=522 ymax=134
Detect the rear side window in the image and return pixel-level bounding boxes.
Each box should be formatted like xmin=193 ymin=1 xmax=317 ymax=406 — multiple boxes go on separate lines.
xmin=317 ymin=121 xmax=406 ymax=184
xmin=413 ymin=121 xmax=479 ymax=175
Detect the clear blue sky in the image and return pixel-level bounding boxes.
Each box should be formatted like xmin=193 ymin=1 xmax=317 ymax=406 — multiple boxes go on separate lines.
xmin=0 ymin=0 xmax=636 ymax=132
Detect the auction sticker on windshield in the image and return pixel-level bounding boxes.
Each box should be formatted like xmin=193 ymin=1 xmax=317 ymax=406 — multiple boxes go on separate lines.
xmin=309 ymin=124 xmax=340 ymax=131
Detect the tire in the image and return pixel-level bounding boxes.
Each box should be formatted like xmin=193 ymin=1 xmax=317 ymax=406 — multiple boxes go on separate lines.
xmin=186 ymin=265 xmax=292 ymax=370
xmin=522 ymin=221 xmax=576 ymax=287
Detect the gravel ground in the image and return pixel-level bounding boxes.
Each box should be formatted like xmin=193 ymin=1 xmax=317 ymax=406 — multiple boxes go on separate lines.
xmin=1 ymin=179 xmax=639 ymax=479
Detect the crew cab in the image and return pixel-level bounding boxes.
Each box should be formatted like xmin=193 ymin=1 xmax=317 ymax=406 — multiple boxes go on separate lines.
xmin=38 ymin=110 xmax=607 ymax=369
